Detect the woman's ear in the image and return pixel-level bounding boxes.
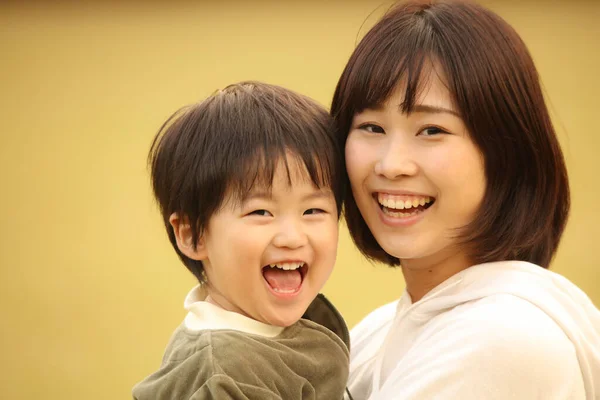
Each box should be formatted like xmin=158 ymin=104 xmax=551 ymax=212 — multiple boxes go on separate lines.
xmin=169 ymin=213 xmax=207 ymax=260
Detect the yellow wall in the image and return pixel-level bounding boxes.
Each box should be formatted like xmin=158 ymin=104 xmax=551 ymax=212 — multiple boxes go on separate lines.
xmin=1 ymin=1 xmax=598 ymax=398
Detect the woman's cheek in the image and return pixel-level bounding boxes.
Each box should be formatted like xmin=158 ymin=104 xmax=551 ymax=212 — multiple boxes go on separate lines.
xmin=345 ymin=136 xmax=371 ymax=181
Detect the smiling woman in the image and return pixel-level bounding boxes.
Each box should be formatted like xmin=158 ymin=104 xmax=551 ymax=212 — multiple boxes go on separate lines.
xmin=2 ymin=1 xmax=600 ymax=399
xmin=331 ymin=1 xmax=600 ymax=399
xmin=346 ymin=65 xmax=486 ymax=295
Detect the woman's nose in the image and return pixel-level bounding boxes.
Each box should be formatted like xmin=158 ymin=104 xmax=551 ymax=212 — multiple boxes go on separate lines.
xmin=374 ymin=138 xmax=419 ymax=179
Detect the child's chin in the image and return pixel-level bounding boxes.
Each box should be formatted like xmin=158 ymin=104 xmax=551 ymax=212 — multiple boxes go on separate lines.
xmin=263 ymin=309 xmax=305 ymax=328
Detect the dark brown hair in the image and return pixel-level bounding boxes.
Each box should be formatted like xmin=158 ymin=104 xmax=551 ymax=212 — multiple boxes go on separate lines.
xmin=331 ymin=0 xmax=569 ymax=268
xmin=150 ymin=81 xmax=344 ymax=282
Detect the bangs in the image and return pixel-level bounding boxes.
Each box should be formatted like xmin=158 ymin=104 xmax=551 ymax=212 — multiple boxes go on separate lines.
xmin=150 ymin=80 xmax=342 ymax=223
xmin=223 ymin=140 xmax=337 ymax=207
xmin=331 ymin=0 xmax=570 ymax=268
xmin=338 ymin=12 xmax=441 ymax=116
xmin=150 ymin=80 xmax=344 ymax=282
xmin=205 ymin=83 xmax=338 ymax=206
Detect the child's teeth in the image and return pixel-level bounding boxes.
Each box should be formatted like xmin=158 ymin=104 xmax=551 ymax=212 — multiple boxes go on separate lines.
xmin=270 ymin=263 xmax=303 ymax=270
xmin=273 ymin=288 xmax=296 ymax=293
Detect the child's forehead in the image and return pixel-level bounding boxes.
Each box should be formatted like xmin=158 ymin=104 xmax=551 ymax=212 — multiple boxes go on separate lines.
xmin=256 ymin=153 xmax=323 ymax=184
xmin=240 ymin=172 xmax=325 ymax=198
xmin=217 ymin=149 xmax=336 ymax=209
xmin=228 ymin=170 xmax=329 ymax=203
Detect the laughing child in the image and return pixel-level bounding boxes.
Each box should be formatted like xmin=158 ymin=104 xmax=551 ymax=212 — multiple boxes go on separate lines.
xmin=133 ymin=81 xmax=350 ymax=400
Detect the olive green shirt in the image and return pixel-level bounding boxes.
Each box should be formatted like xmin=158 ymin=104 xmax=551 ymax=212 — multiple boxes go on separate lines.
xmin=133 ymin=289 xmax=350 ymax=400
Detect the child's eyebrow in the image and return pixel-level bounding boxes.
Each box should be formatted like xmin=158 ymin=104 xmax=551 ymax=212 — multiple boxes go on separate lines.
xmin=301 ymin=189 xmax=333 ymax=201
xmin=244 ymin=189 xmax=332 ymax=202
xmin=244 ymin=191 xmax=272 ymax=201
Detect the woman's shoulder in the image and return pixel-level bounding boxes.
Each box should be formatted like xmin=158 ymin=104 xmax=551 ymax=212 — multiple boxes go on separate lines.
xmin=348 ymin=298 xmax=402 ymax=365
xmin=426 ymin=294 xmax=583 ymax=384
xmin=377 ymin=294 xmax=586 ymax=398
xmin=351 ymin=300 xmax=400 ymax=338
xmin=439 ymin=293 xmax=576 ymax=349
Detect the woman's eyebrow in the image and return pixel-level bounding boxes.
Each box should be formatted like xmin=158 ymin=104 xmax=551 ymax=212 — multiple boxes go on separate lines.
xmin=358 ymin=103 xmax=460 ymax=117
xmin=403 ymin=103 xmax=460 ymax=117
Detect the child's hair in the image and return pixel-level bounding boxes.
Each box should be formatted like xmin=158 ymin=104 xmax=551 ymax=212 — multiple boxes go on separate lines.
xmin=331 ymin=0 xmax=570 ymax=268
xmin=149 ymin=81 xmax=344 ymax=282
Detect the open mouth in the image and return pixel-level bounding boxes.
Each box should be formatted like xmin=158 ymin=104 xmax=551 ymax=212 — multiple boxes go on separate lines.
xmin=375 ymin=193 xmax=435 ymax=217
xmin=262 ymin=262 xmax=309 ymax=295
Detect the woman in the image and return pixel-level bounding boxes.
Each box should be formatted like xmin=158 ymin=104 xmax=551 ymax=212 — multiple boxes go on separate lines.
xmin=331 ymin=1 xmax=600 ymax=399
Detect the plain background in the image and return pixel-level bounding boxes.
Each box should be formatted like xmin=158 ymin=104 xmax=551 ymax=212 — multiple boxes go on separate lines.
xmin=1 ymin=0 xmax=598 ymax=398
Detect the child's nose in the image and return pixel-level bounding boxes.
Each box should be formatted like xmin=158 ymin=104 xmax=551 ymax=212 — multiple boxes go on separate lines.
xmin=272 ymin=219 xmax=308 ymax=249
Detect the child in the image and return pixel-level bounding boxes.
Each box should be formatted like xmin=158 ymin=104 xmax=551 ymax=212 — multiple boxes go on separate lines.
xmin=133 ymin=81 xmax=350 ymax=399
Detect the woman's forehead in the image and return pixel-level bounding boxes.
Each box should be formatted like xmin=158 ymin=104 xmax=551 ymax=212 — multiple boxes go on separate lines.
xmin=361 ymin=65 xmax=458 ymax=116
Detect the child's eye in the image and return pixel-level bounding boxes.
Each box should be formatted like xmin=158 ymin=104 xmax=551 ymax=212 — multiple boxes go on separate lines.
xmin=419 ymin=126 xmax=448 ymax=136
xmin=359 ymin=123 xmax=385 ymax=134
xmin=304 ymin=208 xmax=325 ymax=215
xmin=249 ymin=209 xmax=272 ymax=217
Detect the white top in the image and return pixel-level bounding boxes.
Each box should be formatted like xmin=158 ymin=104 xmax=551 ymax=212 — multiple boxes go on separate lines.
xmin=346 ymin=261 xmax=600 ymax=399
xmin=183 ymin=285 xmax=284 ymax=337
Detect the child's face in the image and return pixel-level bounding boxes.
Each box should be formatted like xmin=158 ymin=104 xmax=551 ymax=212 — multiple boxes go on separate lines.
xmin=199 ymin=155 xmax=339 ymax=327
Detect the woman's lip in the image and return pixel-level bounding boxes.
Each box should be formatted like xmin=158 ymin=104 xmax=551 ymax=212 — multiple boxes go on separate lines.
xmin=377 ymin=206 xmax=426 ymax=227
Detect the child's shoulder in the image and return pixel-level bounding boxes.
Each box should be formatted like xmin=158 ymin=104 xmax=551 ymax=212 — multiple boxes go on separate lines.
xmin=160 ymin=323 xmax=213 ymax=364
xmin=133 ymin=302 xmax=350 ymax=399
xmin=301 ymin=293 xmax=350 ymax=348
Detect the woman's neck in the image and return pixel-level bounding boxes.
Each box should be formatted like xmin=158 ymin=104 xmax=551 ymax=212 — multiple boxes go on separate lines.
xmin=401 ymin=249 xmax=473 ymax=303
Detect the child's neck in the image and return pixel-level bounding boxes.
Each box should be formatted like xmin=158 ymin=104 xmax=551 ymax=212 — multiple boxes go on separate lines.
xmin=204 ymin=293 xmax=245 ymax=315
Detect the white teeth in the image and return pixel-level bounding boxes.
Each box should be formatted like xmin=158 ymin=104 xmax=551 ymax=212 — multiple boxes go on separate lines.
xmin=382 ymin=208 xmax=418 ymax=218
xmin=272 ymin=288 xmax=297 ymax=294
xmin=269 ymin=262 xmax=304 ymax=271
xmin=377 ymin=193 xmax=432 ymax=210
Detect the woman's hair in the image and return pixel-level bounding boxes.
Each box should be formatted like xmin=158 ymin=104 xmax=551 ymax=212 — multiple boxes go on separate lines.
xmin=150 ymin=81 xmax=344 ymax=282
xmin=331 ymin=0 xmax=569 ymax=268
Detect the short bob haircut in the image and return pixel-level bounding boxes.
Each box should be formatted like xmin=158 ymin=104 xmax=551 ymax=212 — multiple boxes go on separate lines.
xmin=331 ymin=0 xmax=570 ymax=268
xmin=150 ymin=81 xmax=344 ymax=283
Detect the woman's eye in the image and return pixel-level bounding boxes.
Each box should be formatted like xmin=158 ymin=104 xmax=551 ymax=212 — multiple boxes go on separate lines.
xmin=359 ymin=123 xmax=385 ymax=134
xmin=304 ymin=208 xmax=325 ymax=215
xmin=249 ymin=209 xmax=272 ymax=216
xmin=419 ymin=126 xmax=447 ymax=136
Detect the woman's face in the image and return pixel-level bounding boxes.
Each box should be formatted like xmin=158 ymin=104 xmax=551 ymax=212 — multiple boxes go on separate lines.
xmin=345 ymin=69 xmax=486 ymax=269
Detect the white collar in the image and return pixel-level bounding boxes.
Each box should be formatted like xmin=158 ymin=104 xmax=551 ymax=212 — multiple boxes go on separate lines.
xmin=182 ymin=285 xmax=284 ymax=337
